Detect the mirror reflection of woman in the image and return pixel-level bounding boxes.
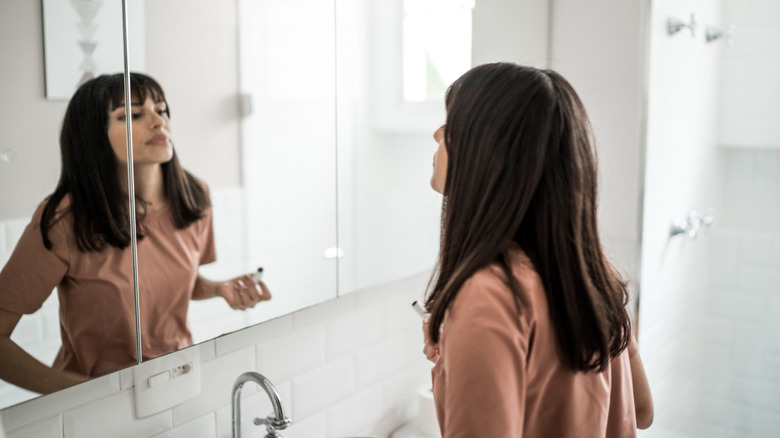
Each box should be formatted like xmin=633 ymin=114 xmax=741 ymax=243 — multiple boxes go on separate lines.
xmin=0 ymin=73 xmax=270 ymax=394
xmin=421 ymin=63 xmax=653 ymax=436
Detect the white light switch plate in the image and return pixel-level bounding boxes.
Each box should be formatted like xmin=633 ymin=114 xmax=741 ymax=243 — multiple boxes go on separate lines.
xmin=133 ymin=346 xmax=201 ymax=418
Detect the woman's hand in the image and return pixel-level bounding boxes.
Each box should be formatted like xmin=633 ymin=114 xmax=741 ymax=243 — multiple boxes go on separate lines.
xmin=423 ymin=321 xmax=440 ymax=363
xmin=0 ymin=307 xmax=90 ymax=394
xmin=216 ymin=274 xmax=272 ymax=310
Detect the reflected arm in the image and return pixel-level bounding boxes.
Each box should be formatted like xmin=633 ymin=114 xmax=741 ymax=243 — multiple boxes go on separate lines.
xmin=0 ymin=307 xmax=88 ymax=394
xmin=191 ymin=274 xmax=271 ymax=310
xmin=631 ymin=349 xmax=654 ymax=429
xmin=422 ymin=321 xmax=440 ymax=363
xmin=191 ymin=275 xmax=221 ymax=299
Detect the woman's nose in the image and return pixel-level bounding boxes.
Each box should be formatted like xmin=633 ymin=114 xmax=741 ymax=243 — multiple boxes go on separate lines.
xmin=434 ymin=125 xmax=444 ymax=142
xmin=150 ymin=111 xmax=165 ymax=128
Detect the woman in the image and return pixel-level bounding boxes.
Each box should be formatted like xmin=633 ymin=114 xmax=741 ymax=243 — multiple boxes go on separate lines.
xmin=0 ymin=73 xmax=270 ymax=394
xmin=422 ymin=63 xmax=653 ymax=436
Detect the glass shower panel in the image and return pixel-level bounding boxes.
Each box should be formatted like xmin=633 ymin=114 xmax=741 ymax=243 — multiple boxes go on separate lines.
xmin=638 ymin=0 xmax=780 ymax=436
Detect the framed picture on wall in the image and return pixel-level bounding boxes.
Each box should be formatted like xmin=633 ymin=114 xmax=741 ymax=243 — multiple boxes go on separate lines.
xmin=41 ymin=0 xmax=145 ymax=100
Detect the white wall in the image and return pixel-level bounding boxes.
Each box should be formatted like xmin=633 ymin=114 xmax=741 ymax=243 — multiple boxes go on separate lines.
xmin=0 ymin=1 xmax=67 ymax=220
xmin=472 ymin=0 xmax=550 ymax=67
xmin=0 ymin=272 xmax=434 ymax=438
xmin=143 ymin=0 xmax=242 ymax=190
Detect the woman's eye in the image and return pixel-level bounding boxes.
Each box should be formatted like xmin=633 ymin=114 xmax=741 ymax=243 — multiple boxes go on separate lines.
xmin=131 ymin=113 xmax=143 ymax=120
xmin=157 ymin=109 xmax=168 ymax=117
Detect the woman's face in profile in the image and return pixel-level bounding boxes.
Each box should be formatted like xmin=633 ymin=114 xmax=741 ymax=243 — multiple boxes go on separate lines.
xmin=107 ymin=96 xmax=173 ymax=166
xmin=430 ymin=124 xmax=448 ymax=194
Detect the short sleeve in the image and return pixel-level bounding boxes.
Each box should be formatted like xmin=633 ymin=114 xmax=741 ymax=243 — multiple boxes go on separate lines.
xmin=0 ymin=204 xmax=70 ymax=314
xmin=628 ymin=333 xmax=639 ymax=358
xmin=435 ymin=272 xmax=529 ymax=436
xmin=198 ymin=207 xmax=216 ymax=266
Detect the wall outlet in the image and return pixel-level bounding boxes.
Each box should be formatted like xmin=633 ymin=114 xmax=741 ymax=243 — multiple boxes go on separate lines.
xmin=133 ymin=346 xmax=201 ymax=418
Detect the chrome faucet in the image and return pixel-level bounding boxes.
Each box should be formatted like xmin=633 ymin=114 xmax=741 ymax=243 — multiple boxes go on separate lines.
xmin=232 ymin=371 xmax=291 ymax=438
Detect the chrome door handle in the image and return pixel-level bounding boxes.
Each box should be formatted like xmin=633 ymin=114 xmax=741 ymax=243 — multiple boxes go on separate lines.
xmin=669 ymin=208 xmax=714 ymax=239
xmin=667 ymin=13 xmax=697 ymax=37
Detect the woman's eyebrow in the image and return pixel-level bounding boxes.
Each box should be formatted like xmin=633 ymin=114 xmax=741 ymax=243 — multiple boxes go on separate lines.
xmin=110 ymin=102 xmax=143 ymax=112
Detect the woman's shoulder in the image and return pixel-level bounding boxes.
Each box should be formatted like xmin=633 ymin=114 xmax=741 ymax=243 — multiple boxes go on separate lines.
xmin=30 ymin=194 xmax=72 ymax=225
xmin=452 ymin=248 xmax=543 ymax=319
xmin=182 ymin=171 xmax=212 ymax=210
xmin=13 ymin=195 xmax=76 ymax=257
xmin=465 ymin=247 xmax=539 ymax=292
xmin=183 ymin=171 xmax=210 ymax=196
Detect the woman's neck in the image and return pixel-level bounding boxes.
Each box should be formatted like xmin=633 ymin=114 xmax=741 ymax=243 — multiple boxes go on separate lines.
xmin=118 ymin=164 xmax=168 ymax=212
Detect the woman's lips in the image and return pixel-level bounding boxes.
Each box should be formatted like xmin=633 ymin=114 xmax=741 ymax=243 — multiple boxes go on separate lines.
xmin=148 ymin=135 xmax=168 ymax=145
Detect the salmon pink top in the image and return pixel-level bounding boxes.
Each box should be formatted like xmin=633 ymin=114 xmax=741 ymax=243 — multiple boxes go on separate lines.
xmin=431 ymin=248 xmax=637 ymax=437
xmin=0 ymin=197 xmax=215 ymax=377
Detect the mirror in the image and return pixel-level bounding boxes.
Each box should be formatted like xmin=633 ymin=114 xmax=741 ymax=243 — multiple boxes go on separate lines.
xmin=130 ymin=0 xmax=338 ymax=349
xmin=0 ymin=0 xmax=340 ymax=409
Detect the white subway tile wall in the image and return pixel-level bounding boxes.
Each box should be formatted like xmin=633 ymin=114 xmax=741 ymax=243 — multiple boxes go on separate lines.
xmin=257 ymin=324 xmax=326 ymax=383
xmin=719 ymin=148 xmax=780 ymax=234
xmin=63 ymin=390 xmax=172 ymax=438
xmin=698 ymin=226 xmax=780 ymax=437
xmin=1 ymin=272 xmax=433 ymax=438
xmin=1 ymin=373 xmax=121 ymax=432
xmin=638 ymin=146 xmax=780 ymax=437
xmin=150 ymin=414 xmax=214 ymax=438
xmin=325 ymin=383 xmax=384 ymax=437
xmin=0 ymin=416 xmax=61 ymax=438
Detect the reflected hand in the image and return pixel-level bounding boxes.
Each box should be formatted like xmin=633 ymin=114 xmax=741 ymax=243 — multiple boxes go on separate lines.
xmin=422 ymin=321 xmax=440 ymax=363
xmin=216 ymin=274 xmax=272 ymax=310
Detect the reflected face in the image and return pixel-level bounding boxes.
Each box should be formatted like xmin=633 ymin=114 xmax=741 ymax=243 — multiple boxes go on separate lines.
xmin=107 ymin=96 xmax=173 ymax=166
xmin=431 ymin=124 xmax=448 ymax=194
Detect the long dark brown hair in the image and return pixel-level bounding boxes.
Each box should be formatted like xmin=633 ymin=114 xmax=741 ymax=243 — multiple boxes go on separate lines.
xmin=424 ymin=63 xmax=631 ymax=372
xmin=40 ymin=72 xmax=210 ymax=251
